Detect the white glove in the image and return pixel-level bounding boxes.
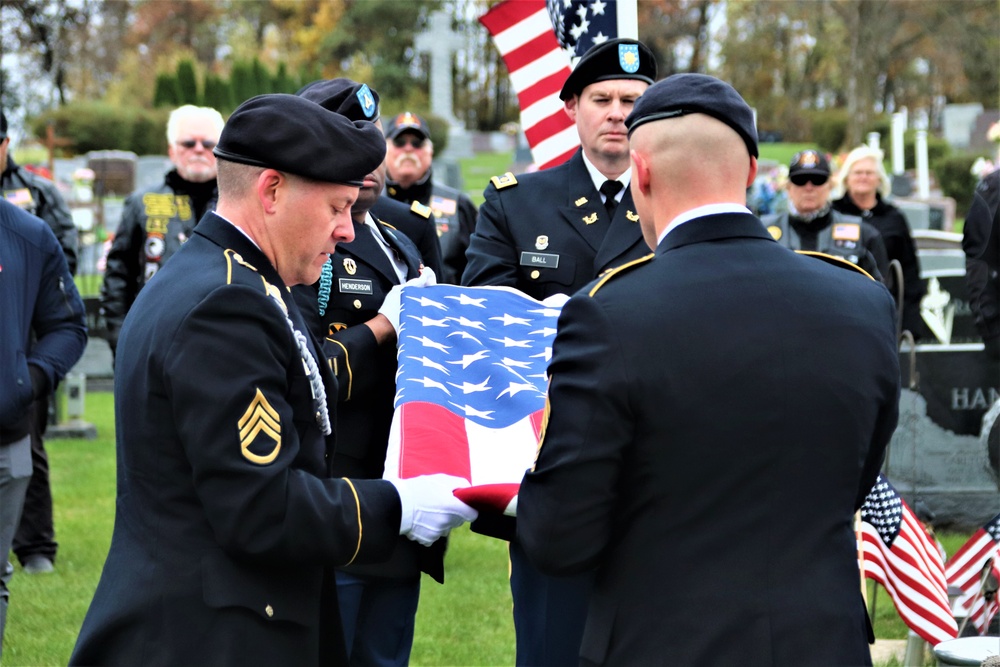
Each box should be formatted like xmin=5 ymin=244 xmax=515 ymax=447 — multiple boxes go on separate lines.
xmin=378 ymin=267 xmax=437 ymax=333
xmin=389 ymin=474 xmax=479 ymax=547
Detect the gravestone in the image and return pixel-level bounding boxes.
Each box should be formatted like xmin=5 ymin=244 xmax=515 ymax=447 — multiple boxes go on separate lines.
xmin=887 ymin=344 xmax=999 ymax=530
xmin=941 ymin=103 xmax=984 ymax=150
xmin=885 ymin=247 xmax=1000 ymax=529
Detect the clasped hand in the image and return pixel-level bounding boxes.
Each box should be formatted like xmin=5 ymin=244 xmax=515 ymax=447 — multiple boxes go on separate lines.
xmin=388 ymin=473 xmax=478 ymax=547
xmin=378 ymin=267 xmax=436 ymax=333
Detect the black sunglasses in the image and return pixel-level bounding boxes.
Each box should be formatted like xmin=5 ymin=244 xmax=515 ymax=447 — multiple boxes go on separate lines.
xmin=177 ymin=138 xmax=217 ymax=150
xmin=789 ymin=174 xmax=828 ymax=187
xmin=392 ymin=135 xmax=426 ymax=149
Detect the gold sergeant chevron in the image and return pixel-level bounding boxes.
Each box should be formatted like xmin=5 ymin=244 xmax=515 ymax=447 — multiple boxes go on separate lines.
xmin=238 ymin=388 xmax=281 ymax=464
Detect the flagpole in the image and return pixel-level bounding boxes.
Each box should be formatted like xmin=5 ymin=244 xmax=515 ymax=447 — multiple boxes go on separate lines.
xmin=957 ymin=556 xmax=995 ymax=636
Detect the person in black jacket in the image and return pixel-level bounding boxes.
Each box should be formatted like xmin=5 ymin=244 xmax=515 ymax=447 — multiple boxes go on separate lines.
xmin=292 ymin=78 xmax=442 ymax=666
xmin=1 ymin=109 xmax=80 ymax=575
xmin=70 ymin=94 xmax=476 ymax=667
xmin=383 ymin=111 xmax=477 ymax=284
xmin=834 ymin=145 xmax=928 ymax=338
xmin=463 ymin=38 xmax=657 ymax=667
xmin=99 ymin=104 xmax=224 ymax=356
xmin=762 ymin=150 xmax=889 ymax=282
xmin=0 ymin=199 xmax=87 ymax=660
xmin=518 ymin=73 xmax=899 ymax=667
xmin=964 ymin=168 xmax=1000 ymax=359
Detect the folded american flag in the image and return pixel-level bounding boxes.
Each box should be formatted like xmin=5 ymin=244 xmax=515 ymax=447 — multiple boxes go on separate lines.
xmin=480 ymin=0 xmax=637 ymax=170
xmin=384 ymin=285 xmax=567 ymax=515
xmin=945 ymin=512 xmax=1000 ymax=635
xmin=859 ymin=474 xmax=958 ymax=645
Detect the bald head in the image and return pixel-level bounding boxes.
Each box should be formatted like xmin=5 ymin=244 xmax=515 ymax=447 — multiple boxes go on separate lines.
xmin=629 ymin=113 xmax=756 ymax=248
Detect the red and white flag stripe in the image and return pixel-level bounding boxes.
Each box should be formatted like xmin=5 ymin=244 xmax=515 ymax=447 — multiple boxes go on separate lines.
xmin=860 ymin=499 xmax=958 ymax=645
xmin=945 ymin=513 xmax=1000 ymax=634
xmin=480 ymin=1 xmax=578 ymax=170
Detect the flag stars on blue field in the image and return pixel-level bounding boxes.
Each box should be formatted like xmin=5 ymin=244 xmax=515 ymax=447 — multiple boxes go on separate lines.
xmin=490 ymin=313 xmax=532 ymax=326
xmin=861 ymin=476 xmax=904 ymax=545
xmin=395 ymin=285 xmax=562 ymax=427
xmin=548 ymin=0 xmax=619 ymax=59
xmin=447 ymin=350 xmax=490 ymax=369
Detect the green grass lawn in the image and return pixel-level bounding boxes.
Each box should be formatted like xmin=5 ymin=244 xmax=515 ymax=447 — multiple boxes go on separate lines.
xmin=3 ymin=389 xmax=974 ymax=666
xmin=460 ymin=151 xmax=515 ymax=208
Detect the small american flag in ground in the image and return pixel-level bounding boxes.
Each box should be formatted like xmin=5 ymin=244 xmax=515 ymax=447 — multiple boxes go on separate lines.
xmin=384 ymin=285 xmax=567 ymax=515
xmin=945 ymin=512 xmax=1000 ymax=635
xmin=480 ymin=0 xmax=636 ymax=170
xmin=859 ymin=474 xmax=958 ymax=645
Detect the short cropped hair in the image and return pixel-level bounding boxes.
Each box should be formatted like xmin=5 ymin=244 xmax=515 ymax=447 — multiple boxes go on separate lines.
xmin=215 ymin=158 xmax=264 ymax=198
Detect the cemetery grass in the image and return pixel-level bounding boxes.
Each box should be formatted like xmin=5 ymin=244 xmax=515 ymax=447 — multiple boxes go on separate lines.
xmin=3 ymin=392 xmax=972 ymax=666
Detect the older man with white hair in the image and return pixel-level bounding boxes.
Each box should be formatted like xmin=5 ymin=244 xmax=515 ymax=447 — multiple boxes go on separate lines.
xmin=100 ymin=104 xmax=225 ymax=357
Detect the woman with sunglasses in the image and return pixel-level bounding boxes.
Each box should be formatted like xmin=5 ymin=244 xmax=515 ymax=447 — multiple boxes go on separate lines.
xmin=834 ymin=145 xmax=928 ymax=339
xmin=761 ymin=149 xmax=889 ymax=283
xmin=100 ymin=104 xmax=224 ymax=359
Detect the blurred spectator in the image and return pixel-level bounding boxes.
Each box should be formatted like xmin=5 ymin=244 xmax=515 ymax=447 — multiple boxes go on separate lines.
xmin=963 ymin=168 xmax=1000 ymax=359
xmin=0 ymin=199 xmax=87 ymax=658
xmin=834 ymin=145 xmax=928 ymax=339
xmin=1 ymin=109 xmax=79 ymax=576
xmin=382 ymin=112 xmax=477 ymax=284
xmin=762 ymin=150 xmax=889 ymax=281
xmin=99 ymin=105 xmax=223 ymax=358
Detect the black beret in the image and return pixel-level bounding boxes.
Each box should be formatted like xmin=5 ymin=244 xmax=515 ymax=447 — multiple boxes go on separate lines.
xmin=296 ymin=78 xmax=379 ymax=123
xmin=384 ymin=111 xmax=431 ymax=141
xmin=214 ymin=94 xmax=386 ymax=187
xmin=559 ymin=38 xmax=656 ymax=101
xmin=624 ymin=73 xmax=759 ymax=158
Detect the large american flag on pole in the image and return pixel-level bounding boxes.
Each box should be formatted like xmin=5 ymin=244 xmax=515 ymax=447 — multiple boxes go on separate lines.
xmin=480 ymin=0 xmax=638 ymax=170
xmin=859 ymin=474 xmax=958 ymax=645
xmin=945 ymin=512 xmax=1000 ymax=635
xmin=384 ymin=285 xmax=567 ymax=515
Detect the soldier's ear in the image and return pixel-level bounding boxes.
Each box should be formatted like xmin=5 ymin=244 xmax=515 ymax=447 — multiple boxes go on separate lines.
xmin=631 ymin=149 xmax=651 ymax=198
xmin=564 ymin=96 xmax=579 ymax=122
xmin=747 ymin=156 xmax=758 ymax=189
xmin=257 ymin=169 xmax=285 ymax=214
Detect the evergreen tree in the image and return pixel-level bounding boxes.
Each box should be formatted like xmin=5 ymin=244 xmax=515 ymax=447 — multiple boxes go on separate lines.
xmin=230 ymin=60 xmax=256 ymax=107
xmin=176 ymin=59 xmax=200 ymax=105
xmin=203 ymin=73 xmax=235 ymax=115
xmin=153 ymin=72 xmax=182 ymax=108
xmin=273 ymin=62 xmax=296 ymax=94
xmin=251 ymin=57 xmax=272 ymax=94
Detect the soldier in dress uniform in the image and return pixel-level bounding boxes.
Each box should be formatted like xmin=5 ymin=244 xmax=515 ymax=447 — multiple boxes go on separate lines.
xmin=762 ymin=150 xmax=889 ymax=281
xmin=383 ymin=111 xmax=477 ymax=284
xmin=70 ymin=94 xmax=476 ymax=667
xmin=462 ymin=37 xmax=657 ymax=667
xmin=292 ymin=78 xmax=442 ymax=667
xmin=518 ymin=73 xmax=898 ymax=667
xmin=99 ymin=104 xmax=224 ymax=357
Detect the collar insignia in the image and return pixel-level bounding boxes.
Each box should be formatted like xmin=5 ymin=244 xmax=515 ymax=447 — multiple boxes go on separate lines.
xmin=491 ymin=172 xmax=518 ymax=189
xmin=410 ymin=201 xmax=432 ymax=218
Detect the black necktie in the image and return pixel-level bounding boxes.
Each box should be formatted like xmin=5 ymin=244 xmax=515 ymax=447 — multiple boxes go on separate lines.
xmin=600 ymin=180 xmax=623 ymax=219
